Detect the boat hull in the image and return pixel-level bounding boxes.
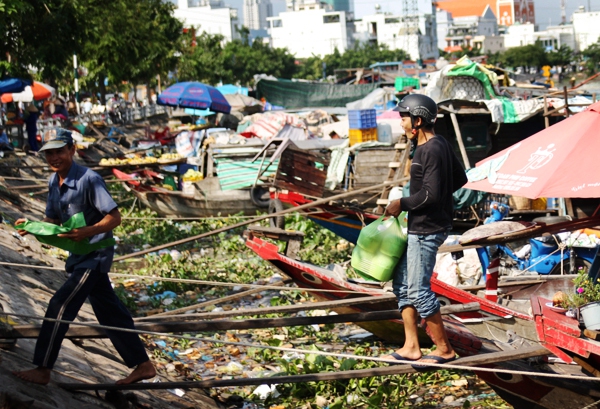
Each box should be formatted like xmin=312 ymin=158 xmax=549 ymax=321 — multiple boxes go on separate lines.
xmin=245 ymin=233 xmax=600 ymax=409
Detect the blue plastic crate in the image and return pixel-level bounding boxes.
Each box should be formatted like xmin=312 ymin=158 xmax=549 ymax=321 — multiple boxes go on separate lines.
xmin=348 ymin=109 xmax=377 ymax=129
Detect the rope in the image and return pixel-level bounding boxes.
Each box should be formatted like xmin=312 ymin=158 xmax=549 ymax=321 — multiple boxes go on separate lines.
xmin=581 ymin=399 xmax=600 ymax=409
xmin=120 ymin=211 xmax=326 ymax=221
xmin=1 ymin=309 xmax=600 ymax=383
xmin=0 ymin=261 xmax=366 ymax=294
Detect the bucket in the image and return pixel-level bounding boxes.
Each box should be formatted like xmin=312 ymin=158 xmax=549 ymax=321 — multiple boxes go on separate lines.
xmin=580 ymin=301 xmax=600 ymax=330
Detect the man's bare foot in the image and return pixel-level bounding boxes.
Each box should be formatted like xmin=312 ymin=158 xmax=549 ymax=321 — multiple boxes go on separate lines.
xmin=381 ymin=348 xmax=422 ymax=361
xmin=116 ymin=360 xmax=156 ymax=385
xmin=13 ymin=367 xmax=52 ymax=385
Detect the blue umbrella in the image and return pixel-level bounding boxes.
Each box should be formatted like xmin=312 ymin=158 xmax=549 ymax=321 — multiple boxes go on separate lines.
xmin=157 ymin=82 xmax=231 ymax=114
xmin=0 ymin=77 xmax=31 ymax=95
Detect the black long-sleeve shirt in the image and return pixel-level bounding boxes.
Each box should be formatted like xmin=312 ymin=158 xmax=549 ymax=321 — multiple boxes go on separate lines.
xmin=400 ymin=135 xmax=467 ymax=234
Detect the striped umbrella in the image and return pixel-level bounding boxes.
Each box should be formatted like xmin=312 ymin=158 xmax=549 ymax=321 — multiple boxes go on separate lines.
xmin=1 ymin=81 xmax=55 ymax=103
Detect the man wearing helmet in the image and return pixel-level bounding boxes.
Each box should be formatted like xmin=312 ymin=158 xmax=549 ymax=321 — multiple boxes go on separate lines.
xmin=383 ymin=94 xmax=467 ymax=369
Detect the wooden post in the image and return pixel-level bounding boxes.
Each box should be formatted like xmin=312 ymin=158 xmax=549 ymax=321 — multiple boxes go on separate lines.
xmin=543 ymin=95 xmax=550 ymax=129
xmin=563 ymin=86 xmax=570 ymax=118
xmin=448 ymin=104 xmax=471 ymax=169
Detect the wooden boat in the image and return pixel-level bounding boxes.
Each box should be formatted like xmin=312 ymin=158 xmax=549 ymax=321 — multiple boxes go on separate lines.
xmin=245 ymin=225 xmax=600 ymax=409
xmin=113 ymin=168 xmax=269 ymax=217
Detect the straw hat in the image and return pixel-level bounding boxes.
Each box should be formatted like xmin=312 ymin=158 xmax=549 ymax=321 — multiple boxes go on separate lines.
xmin=26 ymin=104 xmax=39 ymax=113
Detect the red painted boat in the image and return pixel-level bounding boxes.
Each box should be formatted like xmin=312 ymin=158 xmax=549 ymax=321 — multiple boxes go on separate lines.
xmin=245 ymin=228 xmax=600 ymax=409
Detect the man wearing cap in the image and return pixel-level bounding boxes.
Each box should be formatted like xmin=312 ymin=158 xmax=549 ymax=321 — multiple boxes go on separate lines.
xmin=382 ymin=94 xmax=467 ymax=370
xmin=13 ymin=129 xmax=155 ymax=385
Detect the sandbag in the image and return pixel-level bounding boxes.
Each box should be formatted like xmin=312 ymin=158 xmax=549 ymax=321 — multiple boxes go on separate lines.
xmin=351 ymin=213 xmax=407 ymax=282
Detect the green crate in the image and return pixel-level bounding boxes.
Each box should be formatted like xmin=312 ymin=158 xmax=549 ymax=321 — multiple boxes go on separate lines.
xmin=395 ymin=77 xmax=420 ymax=91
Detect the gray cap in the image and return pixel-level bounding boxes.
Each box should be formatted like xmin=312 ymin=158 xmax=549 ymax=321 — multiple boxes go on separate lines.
xmin=39 ymin=128 xmax=73 ymax=152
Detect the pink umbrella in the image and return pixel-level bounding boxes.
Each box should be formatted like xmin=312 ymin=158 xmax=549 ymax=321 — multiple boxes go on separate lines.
xmin=464 ymin=101 xmax=600 ymax=199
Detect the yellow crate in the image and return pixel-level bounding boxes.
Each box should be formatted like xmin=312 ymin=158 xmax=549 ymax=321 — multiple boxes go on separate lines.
xmin=349 ymin=127 xmax=377 ymax=146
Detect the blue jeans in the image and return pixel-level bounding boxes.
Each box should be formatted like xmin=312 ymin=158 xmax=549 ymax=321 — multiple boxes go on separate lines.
xmin=392 ymin=231 xmax=448 ymax=319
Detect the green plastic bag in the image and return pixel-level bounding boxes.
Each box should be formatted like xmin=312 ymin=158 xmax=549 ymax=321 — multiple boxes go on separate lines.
xmin=16 ymin=212 xmax=116 ymax=255
xmin=351 ymin=212 xmax=408 ymax=282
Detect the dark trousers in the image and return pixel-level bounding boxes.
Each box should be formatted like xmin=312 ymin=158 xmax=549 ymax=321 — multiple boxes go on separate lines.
xmin=33 ymin=268 xmax=149 ymax=369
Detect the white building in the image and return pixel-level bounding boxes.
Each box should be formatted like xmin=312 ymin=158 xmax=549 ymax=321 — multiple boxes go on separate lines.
xmin=503 ymin=22 xmax=535 ymax=48
xmin=173 ymin=0 xmax=240 ymax=42
xmin=436 ymin=9 xmax=453 ymax=51
xmin=472 ymin=35 xmax=505 ymax=54
xmin=244 ymin=0 xmax=272 ymax=30
xmin=535 ymin=25 xmax=576 ymax=52
xmin=571 ymin=7 xmax=600 ymax=52
xmin=267 ymin=2 xmax=350 ymax=58
xmin=442 ymin=5 xmax=498 ymax=53
xmin=354 ymin=13 xmax=438 ymax=61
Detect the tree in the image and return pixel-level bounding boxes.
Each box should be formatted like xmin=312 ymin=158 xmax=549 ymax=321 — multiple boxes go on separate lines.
xmin=582 ymin=39 xmax=600 ymax=74
xmin=176 ymin=29 xmax=226 ymax=84
xmin=294 ymin=42 xmax=409 ymax=80
xmin=499 ymin=42 xmax=549 ymax=71
xmin=0 ymin=0 xmax=86 ymax=81
xmin=221 ymin=27 xmax=297 ymax=85
xmin=79 ymin=0 xmax=182 ymax=101
xmin=547 ymin=45 xmax=574 ymax=70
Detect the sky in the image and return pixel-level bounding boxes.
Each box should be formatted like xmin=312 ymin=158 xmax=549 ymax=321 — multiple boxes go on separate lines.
xmin=224 ymin=0 xmax=600 ymax=31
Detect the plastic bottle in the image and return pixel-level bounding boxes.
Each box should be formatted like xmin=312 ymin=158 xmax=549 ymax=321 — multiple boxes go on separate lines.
xmin=377 ymin=123 xmax=393 ymax=143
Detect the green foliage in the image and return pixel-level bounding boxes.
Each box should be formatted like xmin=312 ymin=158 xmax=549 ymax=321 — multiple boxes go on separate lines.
xmin=547 ymin=45 xmax=574 ymax=68
xmin=0 ymin=0 xmax=84 ymax=79
xmin=565 ymin=267 xmax=600 ymax=308
xmin=439 ymin=46 xmax=482 ymax=62
xmin=221 ymin=27 xmax=297 ymax=85
xmin=497 ymin=42 xmax=549 ymax=71
xmin=79 ymin=0 xmax=182 ymax=95
xmin=582 ymin=39 xmax=600 ymax=74
xmin=176 ymin=29 xmax=226 ymax=84
xmin=294 ymin=43 xmax=410 ymax=80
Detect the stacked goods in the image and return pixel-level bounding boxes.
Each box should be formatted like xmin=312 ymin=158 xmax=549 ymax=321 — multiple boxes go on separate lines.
xmin=348 ymin=109 xmax=377 ymax=146
xmin=99 ymin=156 xmax=157 ymax=166
xmin=181 ymin=169 xmax=203 ymax=195
xmin=182 ymin=169 xmax=203 ymax=182
xmin=158 ymin=152 xmax=182 ymax=163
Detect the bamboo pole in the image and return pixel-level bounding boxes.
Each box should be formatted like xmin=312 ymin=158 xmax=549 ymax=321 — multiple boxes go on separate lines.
xmin=5 ymin=303 xmax=481 ymax=339
xmin=136 ymin=294 xmax=397 ymax=322
xmin=448 ymin=104 xmax=471 ymax=169
xmin=113 ymin=177 xmax=409 ymax=262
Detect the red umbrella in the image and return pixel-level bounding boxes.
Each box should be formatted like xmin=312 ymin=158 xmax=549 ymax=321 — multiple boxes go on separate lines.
xmin=464 ymin=101 xmax=600 ymax=199
xmin=1 ymin=81 xmax=55 ymax=103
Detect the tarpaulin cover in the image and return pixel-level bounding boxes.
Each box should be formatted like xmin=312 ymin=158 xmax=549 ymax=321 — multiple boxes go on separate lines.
xmin=256 ymin=79 xmax=378 ymax=108
xmin=16 ymin=213 xmax=116 ymax=255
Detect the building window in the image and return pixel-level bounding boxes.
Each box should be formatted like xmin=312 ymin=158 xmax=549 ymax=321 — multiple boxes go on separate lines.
xmin=324 ymin=14 xmax=340 ymax=23
xmin=385 ymin=18 xmax=400 ymax=24
xmin=272 ymin=19 xmax=282 ymax=28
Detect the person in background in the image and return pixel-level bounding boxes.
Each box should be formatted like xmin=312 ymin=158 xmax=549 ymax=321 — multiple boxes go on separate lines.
xmin=0 ymin=125 xmax=12 ymax=151
xmin=13 ymin=129 xmax=156 ymax=385
xmin=382 ymin=94 xmax=467 ymax=370
xmin=82 ymin=98 xmax=93 ymax=114
xmin=24 ymin=103 xmax=40 ymax=151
